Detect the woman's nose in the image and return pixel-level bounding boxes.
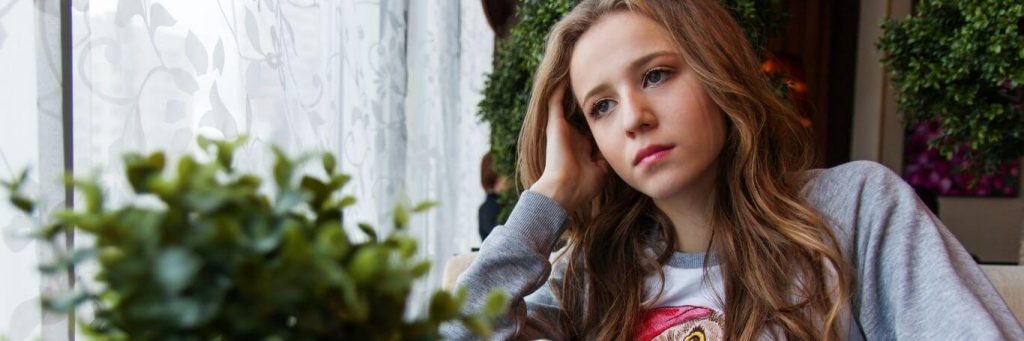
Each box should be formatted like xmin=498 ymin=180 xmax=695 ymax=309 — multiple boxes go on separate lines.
xmin=621 ymin=91 xmax=657 ymax=137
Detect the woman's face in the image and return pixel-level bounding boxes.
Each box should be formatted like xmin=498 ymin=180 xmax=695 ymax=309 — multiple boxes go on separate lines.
xmin=568 ymin=11 xmax=726 ymax=201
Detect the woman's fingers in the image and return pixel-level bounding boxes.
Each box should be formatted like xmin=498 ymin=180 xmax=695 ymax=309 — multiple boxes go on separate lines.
xmin=534 ymin=83 xmax=610 ymax=211
xmin=546 ymin=86 xmax=569 ymax=143
xmin=548 ymin=85 xmax=566 ymax=122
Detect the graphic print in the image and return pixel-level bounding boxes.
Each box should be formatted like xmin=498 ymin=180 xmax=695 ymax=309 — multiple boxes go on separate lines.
xmin=636 ymin=305 xmax=725 ymax=341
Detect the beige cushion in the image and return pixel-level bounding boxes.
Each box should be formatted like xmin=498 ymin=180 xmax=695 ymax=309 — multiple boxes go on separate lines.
xmin=441 ymin=254 xmax=1024 ymax=327
xmin=981 ymin=265 xmax=1024 ymax=326
xmin=442 ymin=253 xmax=479 ymax=290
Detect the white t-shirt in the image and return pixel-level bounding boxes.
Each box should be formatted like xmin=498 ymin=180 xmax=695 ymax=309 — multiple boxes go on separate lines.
xmin=637 ymin=253 xmax=727 ymax=340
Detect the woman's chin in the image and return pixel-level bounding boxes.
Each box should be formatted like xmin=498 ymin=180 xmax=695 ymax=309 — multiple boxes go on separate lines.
xmin=636 ymin=183 xmax=684 ymax=202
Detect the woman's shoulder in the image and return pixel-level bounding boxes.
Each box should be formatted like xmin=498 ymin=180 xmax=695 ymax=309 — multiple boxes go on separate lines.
xmin=800 ymin=161 xmax=922 ymax=256
xmin=804 ymin=160 xmax=898 ymax=184
xmin=801 ymin=160 xmax=920 ymax=222
xmin=802 ymin=160 xmax=906 ymax=198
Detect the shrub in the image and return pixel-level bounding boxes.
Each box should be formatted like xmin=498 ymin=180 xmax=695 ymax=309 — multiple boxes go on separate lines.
xmin=879 ymin=1 xmax=1024 ymax=172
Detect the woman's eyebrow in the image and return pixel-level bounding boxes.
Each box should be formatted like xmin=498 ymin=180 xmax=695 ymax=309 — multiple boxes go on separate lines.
xmin=580 ymin=83 xmax=612 ymax=108
xmin=578 ymin=51 xmax=679 ymax=106
xmin=629 ymin=51 xmax=678 ymax=71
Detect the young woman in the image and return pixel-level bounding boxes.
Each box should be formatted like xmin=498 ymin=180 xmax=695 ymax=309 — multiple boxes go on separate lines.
xmin=443 ymin=0 xmax=1024 ymax=339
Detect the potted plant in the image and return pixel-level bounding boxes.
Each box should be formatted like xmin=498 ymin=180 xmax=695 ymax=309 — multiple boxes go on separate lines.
xmin=4 ymin=136 xmax=506 ymax=339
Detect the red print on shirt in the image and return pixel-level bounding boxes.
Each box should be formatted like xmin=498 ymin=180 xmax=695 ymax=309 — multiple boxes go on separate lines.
xmin=636 ymin=305 xmax=725 ymax=341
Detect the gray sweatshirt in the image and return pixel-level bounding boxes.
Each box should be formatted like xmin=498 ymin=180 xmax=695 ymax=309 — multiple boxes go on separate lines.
xmin=441 ymin=161 xmax=1024 ymax=340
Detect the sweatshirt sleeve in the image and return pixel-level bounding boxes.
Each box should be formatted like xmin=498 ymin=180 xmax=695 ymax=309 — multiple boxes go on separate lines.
xmin=440 ymin=190 xmax=571 ymax=341
xmin=806 ymin=161 xmax=1024 ymax=339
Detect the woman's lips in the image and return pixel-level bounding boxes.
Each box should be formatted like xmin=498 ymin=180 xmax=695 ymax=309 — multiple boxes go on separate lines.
xmin=634 ymin=145 xmax=675 ymax=166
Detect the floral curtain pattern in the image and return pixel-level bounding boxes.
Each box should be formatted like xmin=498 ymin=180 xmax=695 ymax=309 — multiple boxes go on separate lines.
xmin=1 ymin=0 xmax=493 ymax=339
xmin=71 ymin=0 xmax=342 ymax=203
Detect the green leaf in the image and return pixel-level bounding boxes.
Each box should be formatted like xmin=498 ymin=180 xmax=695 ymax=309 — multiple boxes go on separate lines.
xmin=176 ymin=155 xmax=198 ymax=182
xmin=482 ymin=290 xmax=508 ymax=317
xmin=300 ymin=176 xmax=328 ymax=200
xmin=412 ymin=200 xmax=437 ymax=213
xmin=156 ymin=248 xmax=201 ymax=294
xmin=10 ymin=195 xmax=34 ymax=213
xmin=272 ymin=146 xmax=293 ymax=187
xmin=315 ymin=222 xmax=349 ymax=258
xmin=330 ymin=174 xmax=351 ymax=190
xmin=74 ymin=179 xmax=104 ymax=212
xmin=38 ymin=263 xmax=64 ymax=274
xmin=66 ymin=248 xmax=96 ymax=266
xmin=339 ymin=195 xmax=356 ymax=208
xmin=428 ymin=291 xmax=459 ymax=321
xmin=396 ymin=237 xmax=418 ymax=259
xmin=42 ymin=291 xmax=89 ymax=313
xmin=357 ymin=223 xmax=377 ymax=242
xmin=98 ymin=246 xmax=124 ymax=264
xmin=410 ymin=260 xmax=430 ymax=277
xmin=340 ymin=278 xmax=369 ymax=322
xmin=187 ymin=190 xmax=229 ymax=213
xmin=322 ymin=153 xmax=337 ymax=174
xmin=454 ymin=286 xmax=469 ymax=307
xmin=393 ymin=202 xmax=409 ymax=229
xmin=348 ymin=247 xmax=383 ymax=283
xmin=274 ymin=190 xmax=310 ymax=215
xmin=39 ymin=221 xmax=68 ymax=239
xmin=462 ymin=315 xmax=492 ymax=338
xmin=253 ymin=221 xmax=285 ymax=253
xmin=197 ymin=135 xmax=213 ymax=150
xmin=10 ymin=168 xmax=29 ymax=188
xmin=213 ymin=136 xmax=246 ymax=170
xmin=124 ymin=152 xmax=165 ymax=193
xmin=282 ymin=223 xmax=311 ymax=264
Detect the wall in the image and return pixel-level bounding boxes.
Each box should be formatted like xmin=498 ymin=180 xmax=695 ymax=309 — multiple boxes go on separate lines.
xmin=852 ymin=0 xmax=1024 ymax=264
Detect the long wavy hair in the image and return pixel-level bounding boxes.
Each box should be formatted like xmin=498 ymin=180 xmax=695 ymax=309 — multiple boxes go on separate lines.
xmin=516 ymin=0 xmax=852 ymax=339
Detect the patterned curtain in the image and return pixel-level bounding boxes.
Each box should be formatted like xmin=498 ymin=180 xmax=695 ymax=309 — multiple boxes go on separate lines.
xmin=0 ymin=0 xmax=493 ymax=339
xmin=1 ymin=0 xmax=65 ymax=339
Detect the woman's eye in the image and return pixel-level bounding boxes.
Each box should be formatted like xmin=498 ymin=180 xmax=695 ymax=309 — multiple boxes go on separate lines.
xmin=643 ymin=69 xmax=671 ymax=87
xmin=591 ymin=99 xmax=616 ymax=117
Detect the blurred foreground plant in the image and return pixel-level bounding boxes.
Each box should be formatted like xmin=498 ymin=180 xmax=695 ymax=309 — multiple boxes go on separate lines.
xmin=3 ymin=136 xmax=505 ymax=340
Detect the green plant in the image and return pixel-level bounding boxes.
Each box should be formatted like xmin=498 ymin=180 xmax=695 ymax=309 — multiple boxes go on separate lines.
xmin=879 ymin=1 xmax=1024 ymax=172
xmin=4 ymin=136 xmax=506 ymax=340
xmin=478 ymin=0 xmax=785 ymax=220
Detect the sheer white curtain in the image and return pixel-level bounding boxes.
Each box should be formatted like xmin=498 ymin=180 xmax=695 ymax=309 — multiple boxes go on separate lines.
xmin=403 ymin=0 xmax=494 ymax=315
xmin=1 ymin=0 xmax=493 ymax=339
xmin=1 ymin=0 xmax=65 ymax=339
xmin=71 ymin=0 xmax=343 ymax=198
xmin=0 ymin=1 xmax=44 ymax=339
xmin=337 ymin=0 xmax=493 ymax=317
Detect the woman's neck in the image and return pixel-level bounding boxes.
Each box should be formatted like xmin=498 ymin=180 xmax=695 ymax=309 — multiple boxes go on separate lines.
xmin=653 ymin=173 xmax=717 ymax=254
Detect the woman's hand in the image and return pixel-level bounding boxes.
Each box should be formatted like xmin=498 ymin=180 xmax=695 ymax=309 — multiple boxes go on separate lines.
xmin=530 ymin=86 xmax=610 ymax=213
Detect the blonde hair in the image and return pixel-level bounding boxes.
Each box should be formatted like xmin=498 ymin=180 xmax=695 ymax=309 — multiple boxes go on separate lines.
xmin=516 ymin=0 xmax=852 ymax=339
